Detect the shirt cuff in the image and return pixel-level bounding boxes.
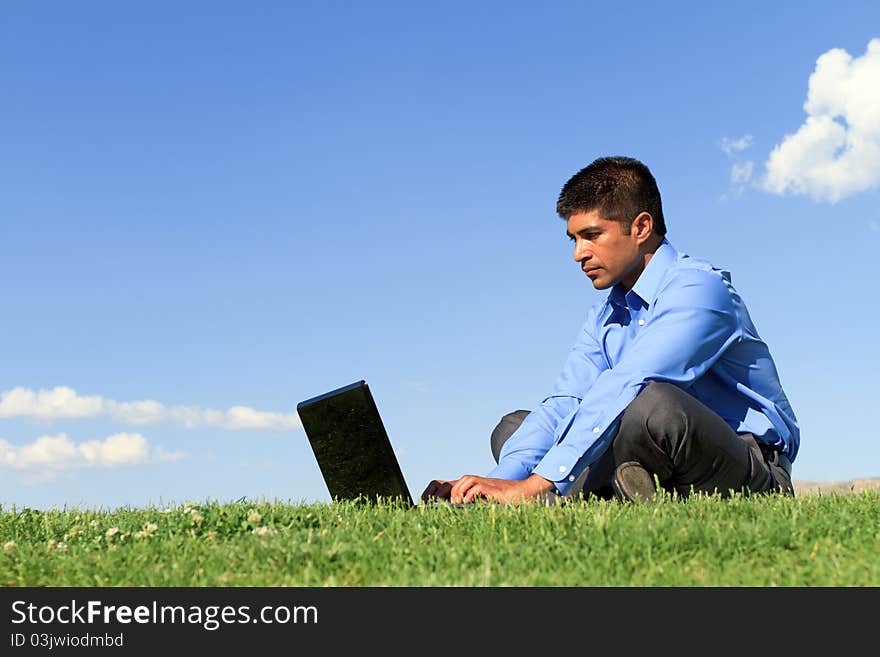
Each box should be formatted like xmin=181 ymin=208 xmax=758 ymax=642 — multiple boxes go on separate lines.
xmin=532 ymin=442 xmax=587 ymax=483
xmin=486 ymin=459 xmax=531 ymax=481
xmin=532 ymin=443 xmax=595 ymax=497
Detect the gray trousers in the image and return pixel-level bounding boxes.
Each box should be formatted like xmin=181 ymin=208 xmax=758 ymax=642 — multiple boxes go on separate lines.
xmin=490 ymin=381 xmax=794 ymax=500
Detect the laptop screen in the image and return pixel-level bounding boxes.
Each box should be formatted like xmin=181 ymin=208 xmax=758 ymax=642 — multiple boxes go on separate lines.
xmin=297 ymin=381 xmax=413 ymax=505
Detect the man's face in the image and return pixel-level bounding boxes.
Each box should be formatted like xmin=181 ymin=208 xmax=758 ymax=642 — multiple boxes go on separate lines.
xmin=566 ymin=210 xmax=644 ymax=291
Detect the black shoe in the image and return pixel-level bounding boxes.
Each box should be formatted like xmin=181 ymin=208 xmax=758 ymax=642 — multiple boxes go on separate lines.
xmin=612 ymin=461 xmax=657 ymax=502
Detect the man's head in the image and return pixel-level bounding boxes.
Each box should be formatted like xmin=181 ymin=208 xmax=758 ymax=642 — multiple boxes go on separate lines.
xmin=556 ymin=156 xmax=666 ymax=236
xmin=557 ymin=156 xmax=666 ymax=291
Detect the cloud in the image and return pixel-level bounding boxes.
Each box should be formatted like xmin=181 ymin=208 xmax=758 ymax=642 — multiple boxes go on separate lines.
xmin=0 ymin=386 xmax=301 ymax=431
xmin=0 ymin=432 xmax=184 ymax=481
xmin=762 ymin=38 xmax=880 ymax=202
xmin=730 ymin=161 xmax=754 ymax=186
xmin=719 ymin=135 xmax=754 ymax=199
xmin=720 ymin=134 xmax=753 ymax=156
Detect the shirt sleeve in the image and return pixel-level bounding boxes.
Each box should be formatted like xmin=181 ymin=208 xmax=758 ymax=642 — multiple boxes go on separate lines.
xmin=531 ymin=268 xmax=744 ymax=495
xmin=486 ymin=303 xmax=609 ymax=481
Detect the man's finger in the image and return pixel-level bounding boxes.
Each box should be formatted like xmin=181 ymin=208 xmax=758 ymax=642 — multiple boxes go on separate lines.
xmin=463 ymin=483 xmax=487 ymax=504
xmin=433 ymin=481 xmax=453 ymax=500
xmin=450 ymin=475 xmax=477 ymax=503
xmin=422 ymin=479 xmax=457 ymax=502
xmin=421 ymin=479 xmax=446 ymax=502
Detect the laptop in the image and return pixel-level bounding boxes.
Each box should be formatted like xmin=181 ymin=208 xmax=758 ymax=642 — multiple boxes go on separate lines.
xmin=297 ymin=380 xmax=415 ymax=505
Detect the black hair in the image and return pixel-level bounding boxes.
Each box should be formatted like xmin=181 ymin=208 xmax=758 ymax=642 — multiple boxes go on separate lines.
xmin=556 ymin=156 xmax=666 ymax=236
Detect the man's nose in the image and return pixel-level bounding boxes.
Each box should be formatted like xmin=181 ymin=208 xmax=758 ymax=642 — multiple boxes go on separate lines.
xmin=573 ymin=240 xmax=591 ymax=263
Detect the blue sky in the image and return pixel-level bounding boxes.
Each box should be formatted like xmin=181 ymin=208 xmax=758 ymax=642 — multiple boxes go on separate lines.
xmin=1 ymin=1 xmax=879 ymax=509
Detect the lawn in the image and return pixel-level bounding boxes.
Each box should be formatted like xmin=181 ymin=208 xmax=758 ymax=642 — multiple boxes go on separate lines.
xmin=2 ymin=490 xmax=878 ymax=586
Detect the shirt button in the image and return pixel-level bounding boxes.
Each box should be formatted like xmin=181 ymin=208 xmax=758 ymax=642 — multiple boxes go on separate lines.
xmin=593 ymin=427 xmax=600 ymax=433
xmin=638 ymin=319 xmax=645 ymax=326
xmin=568 ymin=475 xmax=575 ymax=482
xmin=559 ymin=465 xmax=567 ymax=473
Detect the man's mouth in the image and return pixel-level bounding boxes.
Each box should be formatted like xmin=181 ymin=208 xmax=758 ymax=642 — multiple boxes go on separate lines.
xmin=583 ymin=267 xmax=601 ymax=276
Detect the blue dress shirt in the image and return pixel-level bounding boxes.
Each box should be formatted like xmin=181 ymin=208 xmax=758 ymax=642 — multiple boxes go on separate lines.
xmin=487 ymin=238 xmax=800 ymax=496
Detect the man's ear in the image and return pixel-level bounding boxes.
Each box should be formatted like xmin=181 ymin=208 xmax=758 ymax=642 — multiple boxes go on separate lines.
xmin=631 ymin=212 xmax=654 ymax=245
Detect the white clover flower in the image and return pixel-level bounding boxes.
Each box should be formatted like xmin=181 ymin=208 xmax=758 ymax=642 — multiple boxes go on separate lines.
xmin=2 ymin=541 xmax=16 ymax=553
xmin=105 ymin=527 xmax=120 ymax=538
xmin=247 ymin=511 xmax=262 ymax=524
xmin=252 ymin=526 xmax=275 ymax=536
xmin=190 ymin=512 xmax=203 ymax=526
xmin=135 ymin=522 xmax=159 ymax=539
xmin=47 ymin=539 xmax=59 ymax=551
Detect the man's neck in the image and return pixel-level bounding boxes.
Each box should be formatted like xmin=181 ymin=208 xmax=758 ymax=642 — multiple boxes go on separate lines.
xmin=621 ymin=235 xmax=664 ymax=291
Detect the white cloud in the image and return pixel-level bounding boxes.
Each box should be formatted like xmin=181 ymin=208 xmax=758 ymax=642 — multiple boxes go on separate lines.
xmin=731 ymin=161 xmax=754 ymax=186
xmin=719 ymin=134 xmax=755 ymax=199
xmin=0 ymin=386 xmax=104 ymax=420
xmin=0 ymin=386 xmax=301 ymax=431
xmin=0 ymin=432 xmax=184 ymax=480
xmin=720 ymin=134 xmax=753 ymax=156
xmin=719 ymin=135 xmax=755 ymax=199
xmin=762 ymin=38 xmax=880 ymax=202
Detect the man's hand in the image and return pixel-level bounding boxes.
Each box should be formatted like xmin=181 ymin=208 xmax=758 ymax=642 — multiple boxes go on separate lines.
xmin=421 ymin=474 xmax=555 ymax=505
xmin=421 ymin=479 xmax=455 ymax=503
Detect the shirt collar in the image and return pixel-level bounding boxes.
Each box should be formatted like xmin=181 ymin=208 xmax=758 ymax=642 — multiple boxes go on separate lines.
xmin=609 ymin=238 xmax=677 ymax=310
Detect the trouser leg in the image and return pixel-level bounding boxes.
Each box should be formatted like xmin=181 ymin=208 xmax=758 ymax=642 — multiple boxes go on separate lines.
xmin=611 ymin=381 xmax=778 ymax=498
xmin=490 ymin=410 xmax=530 ymax=464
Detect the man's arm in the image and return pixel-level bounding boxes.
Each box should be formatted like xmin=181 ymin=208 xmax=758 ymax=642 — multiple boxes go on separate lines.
xmin=532 ymin=268 xmax=742 ymax=494
xmin=421 ymin=305 xmax=608 ymax=505
xmin=486 ymin=302 xmax=609 ymax=481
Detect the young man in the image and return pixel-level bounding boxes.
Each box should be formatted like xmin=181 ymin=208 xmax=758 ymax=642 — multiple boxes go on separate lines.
xmin=422 ymin=156 xmax=799 ymax=504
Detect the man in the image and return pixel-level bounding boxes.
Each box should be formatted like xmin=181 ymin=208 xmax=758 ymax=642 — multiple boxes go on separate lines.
xmin=422 ymin=156 xmax=799 ymax=504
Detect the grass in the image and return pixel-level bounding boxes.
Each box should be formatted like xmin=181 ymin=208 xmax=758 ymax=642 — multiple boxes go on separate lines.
xmin=2 ymin=490 xmax=879 ymax=586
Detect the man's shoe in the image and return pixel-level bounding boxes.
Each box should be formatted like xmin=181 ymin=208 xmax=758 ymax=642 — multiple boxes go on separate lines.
xmin=612 ymin=461 xmax=657 ymax=502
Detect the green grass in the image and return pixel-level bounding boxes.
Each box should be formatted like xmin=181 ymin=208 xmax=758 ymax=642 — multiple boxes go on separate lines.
xmin=2 ymin=490 xmax=879 ymax=586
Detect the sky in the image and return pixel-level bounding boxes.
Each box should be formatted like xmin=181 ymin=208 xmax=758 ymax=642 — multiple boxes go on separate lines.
xmin=1 ymin=1 xmax=879 ymax=510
